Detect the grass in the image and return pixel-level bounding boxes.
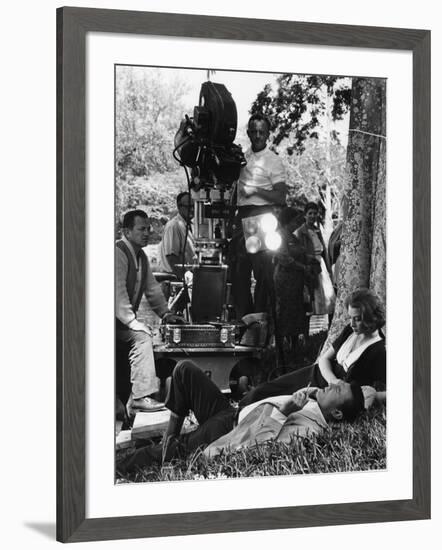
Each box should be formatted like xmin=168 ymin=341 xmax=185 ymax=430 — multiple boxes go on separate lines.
xmin=116 ymin=330 xmax=386 ymax=484
xmin=116 ymin=404 xmax=386 ymax=484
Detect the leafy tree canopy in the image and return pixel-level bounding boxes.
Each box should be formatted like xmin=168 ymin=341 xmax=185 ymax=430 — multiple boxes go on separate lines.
xmin=116 ymin=171 xmax=188 ymax=242
xmin=115 ymin=67 xmax=193 ymax=239
xmin=116 ymin=67 xmax=190 ymax=178
xmin=251 ymin=74 xmax=351 ymax=154
xmin=282 ymin=137 xmax=347 ymax=214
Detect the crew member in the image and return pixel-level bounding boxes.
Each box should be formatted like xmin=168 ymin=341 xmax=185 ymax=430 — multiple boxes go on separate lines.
xmin=116 ymin=209 xmax=182 ymax=415
xmin=158 ymin=192 xmax=195 ymax=278
xmin=231 ymin=114 xmax=287 ymax=319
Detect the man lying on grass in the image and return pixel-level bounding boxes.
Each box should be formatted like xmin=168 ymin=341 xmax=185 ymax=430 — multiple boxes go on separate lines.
xmin=117 ymin=359 xmax=365 ymax=474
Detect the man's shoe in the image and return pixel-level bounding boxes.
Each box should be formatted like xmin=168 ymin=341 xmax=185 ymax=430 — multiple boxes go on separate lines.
xmin=127 ymin=395 xmax=166 ymax=415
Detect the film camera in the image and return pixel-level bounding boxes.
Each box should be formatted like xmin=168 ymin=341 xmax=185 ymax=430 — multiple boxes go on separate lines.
xmin=165 ymin=81 xmax=246 ymax=334
xmin=160 ymin=81 xmax=267 ymax=367
xmin=174 ymin=81 xmax=281 ymax=261
xmin=174 ymin=81 xmax=248 ymax=272
xmin=174 ymin=81 xmax=246 ymax=190
xmin=174 ymin=81 xmax=246 ymax=266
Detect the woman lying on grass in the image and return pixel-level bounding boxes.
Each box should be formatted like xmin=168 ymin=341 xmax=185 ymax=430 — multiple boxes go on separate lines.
xmin=117 ymin=360 xmax=365 ymax=476
xmin=239 ymin=288 xmax=386 ymax=408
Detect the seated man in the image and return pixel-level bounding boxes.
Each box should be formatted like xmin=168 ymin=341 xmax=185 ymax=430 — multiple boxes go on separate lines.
xmin=116 ymin=209 xmax=182 ymax=415
xmin=117 ymin=360 xmax=364 ymax=473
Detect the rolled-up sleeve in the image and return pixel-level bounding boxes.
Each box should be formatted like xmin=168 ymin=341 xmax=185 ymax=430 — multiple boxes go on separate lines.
xmin=163 ymin=222 xmax=182 ymax=257
xmin=116 ymin=247 xmax=136 ymax=326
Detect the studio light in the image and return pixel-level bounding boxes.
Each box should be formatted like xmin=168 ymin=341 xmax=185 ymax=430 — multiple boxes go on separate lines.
xmin=245 ymin=235 xmax=262 ymax=254
xmin=247 ymin=219 xmax=259 ymax=235
xmin=242 ymin=213 xmax=282 ymax=254
xmin=260 ymin=213 xmax=278 ymax=233
xmin=265 ymin=231 xmax=282 ymax=251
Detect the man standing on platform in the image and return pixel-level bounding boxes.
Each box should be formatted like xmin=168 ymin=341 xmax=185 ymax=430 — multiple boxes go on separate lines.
xmin=231 ymin=114 xmax=287 ymax=319
xmin=116 ymin=209 xmax=182 ymax=415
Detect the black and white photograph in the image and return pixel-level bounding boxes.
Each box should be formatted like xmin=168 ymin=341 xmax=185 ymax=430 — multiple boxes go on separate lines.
xmin=2 ymin=0 xmax=435 ymax=547
xmin=114 ymin=65 xmax=387 ymax=484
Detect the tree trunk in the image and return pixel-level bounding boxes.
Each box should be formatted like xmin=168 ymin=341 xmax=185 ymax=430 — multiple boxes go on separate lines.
xmin=328 ymin=77 xmax=386 ymax=342
xmin=322 ymin=87 xmax=334 ymax=242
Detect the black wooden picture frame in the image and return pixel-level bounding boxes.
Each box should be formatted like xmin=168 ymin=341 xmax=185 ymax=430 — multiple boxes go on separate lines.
xmin=56 ymin=7 xmax=431 ymax=543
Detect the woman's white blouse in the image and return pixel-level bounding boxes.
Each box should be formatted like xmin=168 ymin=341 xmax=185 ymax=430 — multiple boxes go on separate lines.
xmin=336 ymin=331 xmax=382 ymax=371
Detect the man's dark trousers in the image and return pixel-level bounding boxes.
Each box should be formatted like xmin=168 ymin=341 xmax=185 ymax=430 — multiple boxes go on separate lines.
xmin=231 ymin=205 xmax=276 ymax=320
xmin=117 ymin=361 xmax=236 ymax=473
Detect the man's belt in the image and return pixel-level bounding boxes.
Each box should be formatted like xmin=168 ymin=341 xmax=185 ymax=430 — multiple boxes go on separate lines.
xmin=236 ymin=204 xmax=283 ymax=222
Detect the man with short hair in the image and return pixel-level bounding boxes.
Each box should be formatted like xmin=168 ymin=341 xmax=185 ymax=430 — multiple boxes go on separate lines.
xmin=231 ymin=113 xmax=287 ymax=319
xmin=116 ymin=209 xmax=182 ymax=414
xmin=117 ymin=360 xmax=364 ymax=472
xmin=158 ymin=191 xmax=195 ymax=277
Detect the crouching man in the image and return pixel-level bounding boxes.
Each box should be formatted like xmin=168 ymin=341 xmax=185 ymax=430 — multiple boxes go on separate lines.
xmin=117 ymin=360 xmax=364 ymax=473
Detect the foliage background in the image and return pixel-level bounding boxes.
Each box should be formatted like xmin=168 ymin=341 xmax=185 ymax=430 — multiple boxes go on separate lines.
xmin=115 ymin=66 xmax=351 ymax=242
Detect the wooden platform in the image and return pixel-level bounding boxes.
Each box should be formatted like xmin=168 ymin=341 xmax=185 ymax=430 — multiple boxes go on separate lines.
xmin=130 ymin=410 xmax=199 ymax=441
xmin=116 ymin=429 xmax=134 ymax=450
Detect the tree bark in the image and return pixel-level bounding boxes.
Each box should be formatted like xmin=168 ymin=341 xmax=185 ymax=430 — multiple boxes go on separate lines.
xmin=328 ymin=77 xmax=386 ymax=342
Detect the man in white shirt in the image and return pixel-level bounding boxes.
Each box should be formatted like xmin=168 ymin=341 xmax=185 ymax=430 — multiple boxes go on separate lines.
xmin=231 ymin=114 xmax=287 ymax=319
xmin=158 ymin=192 xmax=195 ymax=277
xmin=116 ymin=209 xmax=182 ymax=414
